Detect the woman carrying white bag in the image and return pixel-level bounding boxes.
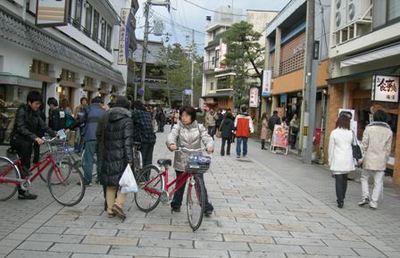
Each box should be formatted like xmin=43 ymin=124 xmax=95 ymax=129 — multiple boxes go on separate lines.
xmin=98 ymin=96 xmax=134 ymax=220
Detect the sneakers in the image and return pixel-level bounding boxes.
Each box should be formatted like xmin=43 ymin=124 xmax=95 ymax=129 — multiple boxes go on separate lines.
xmin=369 ymin=201 xmax=378 ymax=210
xmin=358 ymin=198 xmax=369 ymax=206
xmin=18 ymin=191 xmax=38 ymax=200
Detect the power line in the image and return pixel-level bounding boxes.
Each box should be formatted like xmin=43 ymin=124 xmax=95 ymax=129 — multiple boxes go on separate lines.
xmin=151 ymin=9 xmax=205 ymax=35
xmin=183 ymin=0 xmax=246 ymax=17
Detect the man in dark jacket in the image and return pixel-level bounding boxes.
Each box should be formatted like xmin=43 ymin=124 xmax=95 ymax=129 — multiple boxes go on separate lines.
xmin=79 ymin=97 xmax=106 ymax=185
xmin=132 ymin=101 xmax=156 ymax=167
xmin=268 ymin=110 xmax=281 ymax=132
xmin=98 ymin=96 xmax=133 ymax=219
xmin=47 ymin=97 xmax=65 ymax=131
xmin=10 ymin=91 xmax=56 ymax=200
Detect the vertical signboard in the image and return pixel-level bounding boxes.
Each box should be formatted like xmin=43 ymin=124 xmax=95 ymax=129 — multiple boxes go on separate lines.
xmin=118 ymin=8 xmax=132 ymax=65
xmin=36 ymin=0 xmax=68 ymax=27
xmin=262 ymin=69 xmax=272 ymax=97
xmin=249 ymin=87 xmax=259 ymax=108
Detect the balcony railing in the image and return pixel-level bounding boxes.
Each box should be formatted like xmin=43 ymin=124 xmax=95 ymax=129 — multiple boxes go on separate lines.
xmin=203 ymin=61 xmax=216 ymax=72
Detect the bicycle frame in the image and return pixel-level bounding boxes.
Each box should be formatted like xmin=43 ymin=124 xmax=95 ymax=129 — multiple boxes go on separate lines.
xmin=0 ymin=152 xmax=60 ymax=187
xmin=144 ymin=166 xmax=192 ymax=199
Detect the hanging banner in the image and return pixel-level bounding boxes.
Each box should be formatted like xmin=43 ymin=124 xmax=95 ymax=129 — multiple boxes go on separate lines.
xmin=372 ymin=75 xmax=399 ymax=102
xmin=271 ymin=124 xmax=289 ymax=155
xmin=262 ymin=69 xmax=272 ymax=97
xmin=249 ymin=87 xmax=259 ymax=108
xmin=35 ymin=0 xmax=68 ymax=27
xmin=118 ymin=8 xmax=132 ymax=65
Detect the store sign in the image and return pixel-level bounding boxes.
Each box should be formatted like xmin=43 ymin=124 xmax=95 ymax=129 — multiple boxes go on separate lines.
xmin=262 ymin=69 xmax=272 ymax=97
xmin=372 ymin=75 xmax=400 ymax=102
xmin=35 ymin=0 xmax=68 ymax=27
xmin=118 ymin=8 xmax=132 ymax=65
xmin=249 ymin=87 xmax=259 ymax=108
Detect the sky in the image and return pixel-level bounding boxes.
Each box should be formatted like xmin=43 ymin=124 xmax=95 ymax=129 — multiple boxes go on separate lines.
xmin=135 ymin=0 xmax=291 ymax=55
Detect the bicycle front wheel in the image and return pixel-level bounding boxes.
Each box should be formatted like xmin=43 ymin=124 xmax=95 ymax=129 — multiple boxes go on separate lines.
xmin=134 ymin=165 xmax=164 ymax=212
xmin=0 ymin=157 xmax=20 ymax=201
xmin=187 ymin=175 xmax=205 ymax=231
xmin=47 ymin=161 xmax=85 ymax=206
xmin=40 ymin=155 xmax=73 ymax=184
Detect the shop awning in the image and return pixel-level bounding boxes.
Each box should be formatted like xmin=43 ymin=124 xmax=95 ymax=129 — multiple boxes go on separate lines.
xmin=202 ymin=90 xmax=234 ymax=99
xmin=328 ymin=65 xmax=400 ymax=85
xmin=340 ymin=42 xmax=400 ymax=68
xmin=0 ymin=73 xmax=42 ymax=88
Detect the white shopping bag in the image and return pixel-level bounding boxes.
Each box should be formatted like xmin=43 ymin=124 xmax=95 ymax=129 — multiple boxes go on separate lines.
xmin=119 ymin=164 xmax=138 ymax=193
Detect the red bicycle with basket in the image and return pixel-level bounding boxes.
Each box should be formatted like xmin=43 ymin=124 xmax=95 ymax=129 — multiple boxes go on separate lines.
xmin=134 ymin=147 xmax=211 ymax=231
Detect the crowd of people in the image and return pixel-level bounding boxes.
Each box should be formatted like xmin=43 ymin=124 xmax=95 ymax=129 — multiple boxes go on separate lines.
xmin=8 ymin=90 xmax=393 ymax=218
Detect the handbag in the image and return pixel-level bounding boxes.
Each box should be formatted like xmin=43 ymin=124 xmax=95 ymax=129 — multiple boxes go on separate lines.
xmin=352 ymin=131 xmax=362 ymax=161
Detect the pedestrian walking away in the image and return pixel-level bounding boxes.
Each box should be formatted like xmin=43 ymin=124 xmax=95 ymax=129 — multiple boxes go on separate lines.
xmin=132 ymin=100 xmax=156 ymax=167
xmin=166 ymin=106 xmax=215 ymax=216
xmin=73 ymin=97 xmax=88 ymax=153
xmin=10 ymin=91 xmax=57 ymax=200
xmin=260 ymin=113 xmax=269 ymax=150
xmin=98 ymin=96 xmax=133 ymax=220
xmin=219 ymin=112 xmax=235 ymax=156
xmin=359 ymin=110 xmax=393 ymax=210
xmin=234 ymin=106 xmax=254 ymax=158
xmin=71 ymin=96 xmax=106 ymax=186
xmin=289 ymin=114 xmax=299 ymax=149
xmin=204 ymin=108 xmax=218 ymax=139
xmin=328 ymin=112 xmax=355 ymax=208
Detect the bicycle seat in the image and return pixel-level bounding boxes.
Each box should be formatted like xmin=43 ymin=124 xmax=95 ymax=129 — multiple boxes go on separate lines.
xmin=157 ymin=159 xmax=172 ymax=167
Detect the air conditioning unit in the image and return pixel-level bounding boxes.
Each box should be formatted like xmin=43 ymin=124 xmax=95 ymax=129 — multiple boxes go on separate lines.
xmin=347 ymin=0 xmax=372 ymax=24
xmin=334 ymin=0 xmax=348 ymax=31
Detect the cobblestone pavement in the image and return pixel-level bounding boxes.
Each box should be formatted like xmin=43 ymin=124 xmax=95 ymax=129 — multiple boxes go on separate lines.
xmin=0 ymin=133 xmax=400 ymax=258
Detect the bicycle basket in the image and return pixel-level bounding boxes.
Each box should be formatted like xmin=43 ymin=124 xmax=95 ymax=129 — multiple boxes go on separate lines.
xmin=48 ymin=139 xmax=71 ymax=163
xmin=185 ymin=154 xmax=211 ymax=173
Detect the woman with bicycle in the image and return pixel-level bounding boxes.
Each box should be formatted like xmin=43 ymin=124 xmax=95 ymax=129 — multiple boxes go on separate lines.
xmin=167 ymin=106 xmax=214 ymax=216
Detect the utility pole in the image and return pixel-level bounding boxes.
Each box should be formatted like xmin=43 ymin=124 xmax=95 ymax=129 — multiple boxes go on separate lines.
xmin=190 ymin=29 xmax=195 ymax=106
xmin=140 ymin=0 xmax=151 ymax=101
xmin=139 ymin=0 xmax=170 ymax=101
xmin=302 ymin=0 xmax=317 ymax=164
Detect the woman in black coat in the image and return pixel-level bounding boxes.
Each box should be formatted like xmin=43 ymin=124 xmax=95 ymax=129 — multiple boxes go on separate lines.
xmin=98 ymin=96 xmax=133 ymax=219
xmin=219 ymin=112 xmax=235 ymax=156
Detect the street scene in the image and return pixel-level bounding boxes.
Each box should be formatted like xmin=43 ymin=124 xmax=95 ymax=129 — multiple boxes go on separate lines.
xmin=1 ymin=0 xmax=400 ymax=257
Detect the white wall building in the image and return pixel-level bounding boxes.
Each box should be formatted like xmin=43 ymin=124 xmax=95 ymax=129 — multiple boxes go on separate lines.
xmin=201 ymin=7 xmax=277 ymax=110
xmin=0 ymin=0 xmax=139 ymax=109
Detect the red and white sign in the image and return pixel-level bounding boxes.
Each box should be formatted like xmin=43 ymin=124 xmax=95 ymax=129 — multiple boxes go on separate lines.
xmin=249 ymin=87 xmax=259 ymax=108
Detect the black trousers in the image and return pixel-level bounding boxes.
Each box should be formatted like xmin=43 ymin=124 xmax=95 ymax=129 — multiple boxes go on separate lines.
xmin=335 ymin=174 xmax=348 ymax=203
xmin=141 ymin=142 xmax=155 ymax=167
xmin=207 ymin=126 xmax=216 ymax=139
xmin=12 ymin=139 xmax=33 ymax=177
xmin=171 ymin=171 xmax=213 ymax=212
xmin=221 ymin=137 xmax=231 ymax=156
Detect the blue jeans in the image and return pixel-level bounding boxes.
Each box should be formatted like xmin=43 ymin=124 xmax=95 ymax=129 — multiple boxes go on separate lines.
xmin=236 ymin=137 xmax=248 ymax=157
xmin=82 ymin=140 xmax=97 ymax=184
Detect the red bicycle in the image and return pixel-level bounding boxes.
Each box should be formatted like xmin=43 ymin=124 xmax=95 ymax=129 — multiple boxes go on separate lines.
xmin=134 ymin=147 xmax=211 ymax=231
xmin=0 ymin=136 xmax=85 ymax=206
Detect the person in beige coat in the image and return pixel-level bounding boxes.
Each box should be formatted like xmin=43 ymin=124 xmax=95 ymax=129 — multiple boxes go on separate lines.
xmin=260 ymin=113 xmax=268 ymax=150
xmin=328 ymin=113 xmax=355 ymax=208
xmin=167 ymin=106 xmax=214 ymax=215
xmin=359 ymin=110 xmax=393 ymax=209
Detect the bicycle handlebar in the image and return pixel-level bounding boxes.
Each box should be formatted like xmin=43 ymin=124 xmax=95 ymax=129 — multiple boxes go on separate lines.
xmin=175 ymin=147 xmax=206 ymax=152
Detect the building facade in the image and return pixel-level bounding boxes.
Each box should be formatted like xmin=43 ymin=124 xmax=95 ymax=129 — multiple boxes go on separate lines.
xmin=263 ymin=0 xmax=331 ymax=153
xmin=201 ymin=7 xmax=276 ymax=111
xmin=326 ymin=0 xmax=400 ymax=183
xmin=0 ymin=0 xmax=138 ymax=143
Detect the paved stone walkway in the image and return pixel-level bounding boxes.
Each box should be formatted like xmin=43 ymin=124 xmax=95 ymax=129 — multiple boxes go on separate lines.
xmin=0 ymin=132 xmax=399 ymax=257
